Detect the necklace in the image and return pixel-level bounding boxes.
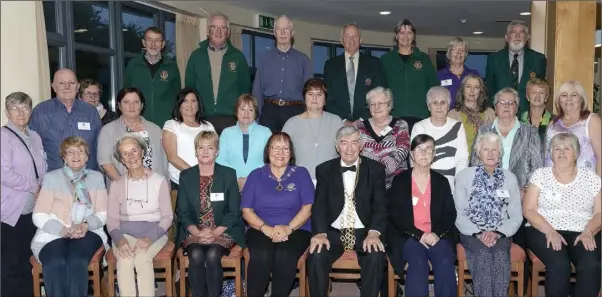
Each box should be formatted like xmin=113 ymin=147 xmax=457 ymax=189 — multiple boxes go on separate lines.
xmin=126 ymin=176 xmax=149 ymax=208
xmin=269 ymin=166 xmax=297 ymax=191
xmin=307 ymin=114 xmax=324 ymax=148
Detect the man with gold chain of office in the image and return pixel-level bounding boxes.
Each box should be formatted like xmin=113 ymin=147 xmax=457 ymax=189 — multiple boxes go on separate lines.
xmin=307 ymin=125 xmax=388 ymax=297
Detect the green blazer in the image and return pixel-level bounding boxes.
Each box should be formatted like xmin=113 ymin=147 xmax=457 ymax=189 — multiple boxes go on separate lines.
xmin=184 ymin=40 xmax=251 ymax=117
xmin=323 ymin=53 xmax=387 ymax=121
xmin=124 ymin=54 xmax=181 ymax=127
xmin=175 ymin=164 xmax=245 ymax=248
xmin=485 ymin=47 xmax=546 ymax=114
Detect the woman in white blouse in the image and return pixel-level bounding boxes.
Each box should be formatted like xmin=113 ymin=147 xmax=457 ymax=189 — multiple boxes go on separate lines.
xmin=162 ymin=88 xmax=214 ymax=189
xmin=523 ymin=132 xmax=601 ymax=297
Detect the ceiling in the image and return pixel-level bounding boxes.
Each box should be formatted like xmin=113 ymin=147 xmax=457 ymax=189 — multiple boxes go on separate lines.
xmin=223 ymin=0 xmax=532 ymax=37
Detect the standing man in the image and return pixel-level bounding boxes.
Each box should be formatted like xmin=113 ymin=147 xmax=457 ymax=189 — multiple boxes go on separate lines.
xmin=124 ymin=26 xmax=181 ymax=127
xmin=185 ymin=12 xmax=251 ymax=134
xmin=253 ymin=15 xmax=312 ymax=132
xmin=324 ymin=23 xmax=387 ymax=124
xmin=486 ymin=20 xmax=546 ymax=114
xmin=307 ymin=125 xmax=387 ymax=297
xmin=381 ymin=19 xmax=439 ymax=120
xmin=29 ymin=68 xmax=102 ymax=171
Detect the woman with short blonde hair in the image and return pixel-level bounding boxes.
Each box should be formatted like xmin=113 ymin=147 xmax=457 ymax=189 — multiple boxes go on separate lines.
xmin=437 ymin=37 xmax=480 ymax=107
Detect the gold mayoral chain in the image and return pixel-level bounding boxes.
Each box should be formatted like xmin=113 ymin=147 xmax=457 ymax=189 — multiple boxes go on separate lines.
xmin=340 ymin=160 xmax=360 ymax=250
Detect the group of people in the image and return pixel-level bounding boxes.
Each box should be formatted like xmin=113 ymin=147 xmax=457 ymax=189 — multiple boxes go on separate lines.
xmin=1 ymin=9 xmax=601 ymax=297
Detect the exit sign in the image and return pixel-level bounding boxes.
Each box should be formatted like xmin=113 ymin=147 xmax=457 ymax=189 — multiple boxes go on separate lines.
xmin=258 ymin=15 xmax=274 ymax=30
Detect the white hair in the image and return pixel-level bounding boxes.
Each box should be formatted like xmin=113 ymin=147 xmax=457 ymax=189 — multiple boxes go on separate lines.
xmin=475 ymin=132 xmax=504 ymax=161
xmin=341 ymin=22 xmax=361 ymax=39
xmin=426 ymin=86 xmax=451 ymax=105
xmin=506 ymin=20 xmax=529 ymax=36
xmin=113 ymin=134 xmax=148 ymax=162
xmin=493 ymin=87 xmax=520 ymax=105
xmin=209 ymin=12 xmax=231 ymax=29
xmin=549 ymin=132 xmax=581 ymax=159
xmin=366 ymin=86 xmax=394 ymax=108
xmin=274 ymin=15 xmax=294 ymax=33
xmin=335 ymin=125 xmax=360 ymax=144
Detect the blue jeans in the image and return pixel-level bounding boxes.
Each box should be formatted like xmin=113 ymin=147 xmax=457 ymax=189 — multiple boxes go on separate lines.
xmin=38 ymin=232 xmax=102 ymax=297
xmin=402 ymin=238 xmax=457 ymax=297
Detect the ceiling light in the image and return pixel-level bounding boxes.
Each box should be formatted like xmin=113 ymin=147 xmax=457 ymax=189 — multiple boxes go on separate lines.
xmin=379 ymin=11 xmax=391 ymax=15
xmin=520 ymin=12 xmax=531 ymax=16
xmin=473 ymin=31 xmax=483 ymax=35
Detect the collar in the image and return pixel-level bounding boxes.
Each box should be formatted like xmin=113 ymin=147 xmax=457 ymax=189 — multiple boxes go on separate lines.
xmin=277 ymin=46 xmax=292 ymax=57
xmin=340 ymin=158 xmax=360 ymax=168
xmin=208 ymin=42 xmax=228 ymax=52
xmin=53 ymin=97 xmax=81 ymax=112
xmin=492 ymin=116 xmax=520 ymax=131
xmin=144 ymin=53 xmax=162 ymax=65
xmin=6 ymin=121 xmax=30 ymax=137
xmin=345 ymin=51 xmax=359 ymax=61
xmin=235 ymin=121 xmax=257 ymax=133
xmin=508 ymin=49 xmax=524 ymax=58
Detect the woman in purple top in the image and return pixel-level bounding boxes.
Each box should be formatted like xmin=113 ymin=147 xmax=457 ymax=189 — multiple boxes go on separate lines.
xmin=437 ymin=37 xmax=480 ymax=109
xmin=241 ymin=132 xmax=314 ymax=297
xmin=1 ymin=92 xmax=48 ymax=297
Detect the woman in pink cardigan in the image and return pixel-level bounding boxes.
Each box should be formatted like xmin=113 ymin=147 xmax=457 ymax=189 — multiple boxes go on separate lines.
xmin=107 ymin=134 xmax=173 ymax=297
xmin=31 ymin=136 xmax=108 ymax=297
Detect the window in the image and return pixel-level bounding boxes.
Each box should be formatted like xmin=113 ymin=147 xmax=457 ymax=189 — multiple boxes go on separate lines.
xmin=241 ymin=29 xmax=276 ymax=81
xmin=72 ymin=1 xmax=110 ymax=48
xmin=312 ymin=44 xmax=329 ymax=77
xmin=43 ymin=1 xmax=56 ymax=32
xmin=76 ymin=51 xmax=112 ymax=107
xmin=121 ymin=5 xmax=154 ymax=54
xmin=48 ymin=46 xmax=61 ymax=78
xmin=436 ymin=51 xmax=490 ymax=78
xmin=164 ymin=14 xmax=176 ymax=58
xmin=311 ymin=42 xmax=391 ymax=77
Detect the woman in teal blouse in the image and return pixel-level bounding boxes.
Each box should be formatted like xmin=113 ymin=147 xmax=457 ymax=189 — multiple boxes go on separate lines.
xmin=216 ymin=94 xmax=272 ymax=190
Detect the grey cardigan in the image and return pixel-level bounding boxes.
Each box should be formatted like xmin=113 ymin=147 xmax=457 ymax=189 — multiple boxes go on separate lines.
xmin=469 ymin=120 xmax=543 ymax=188
xmin=454 ymin=167 xmax=523 ymax=237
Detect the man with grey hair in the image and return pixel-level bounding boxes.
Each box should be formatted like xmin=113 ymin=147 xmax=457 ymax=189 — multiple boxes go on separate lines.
xmin=252 ymin=15 xmax=312 ymax=132
xmin=308 ymin=125 xmax=388 ymax=297
xmin=324 ymin=22 xmax=387 ymax=123
xmin=185 ymin=12 xmax=251 ymax=134
xmin=485 ymin=20 xmax=546 ymax=114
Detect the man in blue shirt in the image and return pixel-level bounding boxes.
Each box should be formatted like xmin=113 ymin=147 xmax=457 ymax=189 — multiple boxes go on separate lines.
xmin=253 ymin=15 xmax=313 ymax=132
xmin=30 ymin=68 xmax=102 ymax=171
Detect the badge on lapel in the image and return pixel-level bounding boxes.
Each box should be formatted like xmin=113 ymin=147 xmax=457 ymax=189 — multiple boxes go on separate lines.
xmin=413 ymin=61 xmax=423 ymax=70
xmin=286 ymin=183 xmax=296 ymax=192
xmin=160 ymin=70 xmax=168 ymax=81
xmin=228 ymin=62 xmax=237 ymax=72
xmin=365 ymin=78 xmax=372 ymax=87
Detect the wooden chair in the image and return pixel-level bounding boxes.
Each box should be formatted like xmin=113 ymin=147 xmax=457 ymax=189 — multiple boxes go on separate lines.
xmin=457 ymin=243 xmax=526 ymax=297
xmin=386 ymin=258 xmax=435 ymax=297
xmin=105 ymin=241 xmax=176 ymax=297
xmin=527 ymin=249 xmax=576 ymax=297
xmin=243 ymin=247 xmax=308 ymax=297
xmin=31 ymin=246 xmax=105 ymax=297
xmin=168 ymin=190 xmax=178 ymax=242
xmin=178 ymin=245 xmax=244 ymax=297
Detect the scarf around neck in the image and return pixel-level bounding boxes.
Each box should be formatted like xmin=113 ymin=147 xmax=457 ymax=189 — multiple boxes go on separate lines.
xmin=62 ymin=165 xmax=92 ymax=208
xmin=465 ymin=165 xmax=507 ymax=231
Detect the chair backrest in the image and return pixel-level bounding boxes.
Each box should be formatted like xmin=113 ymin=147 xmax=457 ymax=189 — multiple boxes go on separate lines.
xmin=168 ymin=190 xmax=178 ymax=242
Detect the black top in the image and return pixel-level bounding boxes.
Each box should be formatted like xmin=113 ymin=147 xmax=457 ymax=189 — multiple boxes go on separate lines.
xmin=144 ymin=56 xmax=164 ymax=78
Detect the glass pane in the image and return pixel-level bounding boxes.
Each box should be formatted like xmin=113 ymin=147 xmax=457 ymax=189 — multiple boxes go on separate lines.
xmin=43 ymin=1 xmax=56 ymax=32
xmin=312 ymin=45 xmax=328 ymax=75
xmin=164 ymin=15 xmax=176 ymax=58
xmin=76 ymin=51 xmax=112 ymax=109
xmin=371 ymin=50 xmax=388 ymax=58
xmin=48 ymin=46 xmax=61 ymax=98
xmin=336 ymin=46 xmax=345 ymax=56
xmin=465 ymin=54 xmax=488 ymax=78
xmin=73 ymin=1 xmax=110 ymax=48
xmin=254 ymin=36 xmax=274 ymax=62
xmin=121 ymin=5 xmax=154 ymax=54
xmin=242 ymin=33 xmax=252 ymax=66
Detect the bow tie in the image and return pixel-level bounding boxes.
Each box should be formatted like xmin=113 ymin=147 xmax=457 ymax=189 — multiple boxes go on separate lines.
xmin=341 ymin=165 xmax=357 ymax=173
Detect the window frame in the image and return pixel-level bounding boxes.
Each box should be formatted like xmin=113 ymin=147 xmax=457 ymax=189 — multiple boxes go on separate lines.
xmin=241 ymin=29 xmax=276 ymax=81
xmin=311 ymin=41 xmax=392 ymax=77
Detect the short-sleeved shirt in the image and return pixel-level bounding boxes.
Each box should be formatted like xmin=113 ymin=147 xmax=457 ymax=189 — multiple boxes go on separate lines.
xmin=29 ymin=98 xmax=102 ymax=171
xmin=240 ymin=165 xmax=314 ymax=231
xmin=163 ymin=119 xmax=215 ymax=184
xmin=530 ymin=167 xmax=601 ymax=232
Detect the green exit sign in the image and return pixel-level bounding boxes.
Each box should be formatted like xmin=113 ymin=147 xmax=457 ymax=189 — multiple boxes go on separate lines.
xmin=258 ymin=15 xmax=274 ymax=30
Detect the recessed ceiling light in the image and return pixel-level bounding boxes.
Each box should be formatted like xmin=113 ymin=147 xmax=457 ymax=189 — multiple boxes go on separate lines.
xmin=520 ymin=12 xmax=531 ymax=16
xmin=379 ymin=11 xmax=391 ymax=15
xmin=473 ymin=31 xmax=483 ymax=35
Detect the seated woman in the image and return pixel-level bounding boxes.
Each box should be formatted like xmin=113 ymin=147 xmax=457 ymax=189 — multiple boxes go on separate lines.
xmin=107 ymin=134 xmax=173 ymax=297
xmin=217 ymin=94 xmax=272 ymax=190
xmin=176 ymin=131 xmax=245 ymax=297
xmin=354 ymin=86 xmax=410 ymax=189
xmin=162 ymin=87 xmax=214 ymax=190
xmin=524 ymin=132 xmax=601 ymax=297
xmin=448 ymin=74 xmax=495 ymax=153
xmin=78 ymin=78 xmax=118 ymax=126
xmin=454 ymin=132 xmax=523 ymax=297
xmin=241 ymin=132 xmax=313 ymax=297
xmin=31 ymin=137 xmax=108 ymax=297
xmin=283 ymin=78 xmax=343 ymax=181
xmin=387 ymin=134 xmax=457 ymax=297
xmin=411 ymin=86 xmax=469 ymax=191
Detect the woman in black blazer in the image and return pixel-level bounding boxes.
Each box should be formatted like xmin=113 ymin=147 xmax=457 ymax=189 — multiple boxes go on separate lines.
xmin=386 ymin=134 xmax=457 ymax=297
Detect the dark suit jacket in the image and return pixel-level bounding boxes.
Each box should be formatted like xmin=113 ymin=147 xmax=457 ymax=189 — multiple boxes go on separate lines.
xmin=175 ymin=164 xmax=245 ymax=247
xmin=485 ymin=47 xmax=546 ymax=113
xmin=312 ymin=156 xmax=388 ymax=235
xmin=323 ymin=54 xmax=387 ymax=121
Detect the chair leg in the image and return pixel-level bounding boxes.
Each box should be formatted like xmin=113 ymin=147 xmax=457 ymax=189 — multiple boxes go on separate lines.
xmin=457 ymin=262 xmax=465 ymax=297
xmin=531 ymin=267 xmax=540 ymax=297
xmin=33 ymin=267 xmax=41 ymax=297
xmin=108 ymin=261 xmax=116 ymax=297
xmin=517 ymin=262 xmax=524 ymax=297
xmin=179 ymin=257 xmax=187 ymax=297
xmin=298 ymin=264 xmax=306 ymax=297
xmin=235 ymin=260 xmax=243 ymax=297
xmin=165 ymin=261 xmax=173 ymax=297
xmin=92 ymin=263 xmax=101 ymax=296
xmin=387 ymin=261 xmax=396 ymax=297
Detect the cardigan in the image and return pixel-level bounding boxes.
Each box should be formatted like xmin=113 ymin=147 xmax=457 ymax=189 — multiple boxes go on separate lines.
xmin=30 ymin=169 xmax=108 ymax=260
xmin=216 ymin=121 xmax=271 ymax=178
xmin=175 ymin=164 xmax=245 ymax=247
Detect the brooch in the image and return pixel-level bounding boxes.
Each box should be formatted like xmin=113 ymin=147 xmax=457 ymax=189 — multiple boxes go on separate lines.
xmin=286 ymin=183 xmax=296 ymax=192
xmin=365 ymin=78 xmax=372 ymax=87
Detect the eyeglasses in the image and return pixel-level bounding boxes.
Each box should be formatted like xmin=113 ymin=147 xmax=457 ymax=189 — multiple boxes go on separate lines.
xmin=82 ymin=91 xmax=100 ymax=99
xmin=414 ymin=147 xmax=435 ymax=154
xmin=144 ymin=38 xmax=163 ymax=45
xmin=270 ymin=146 xmax=291 ymax=153
xmin=496 ymin=100 xmax=516 ymax=107
xmin=209 ymin=25 xmax=229 ymax=32
xmin=368 ymin=101 xmax=391 ymax=108
xmin=7 ymin=106 xmax=32 ymax=113
xmin=65 ymin=148 xmax=86 ymax=157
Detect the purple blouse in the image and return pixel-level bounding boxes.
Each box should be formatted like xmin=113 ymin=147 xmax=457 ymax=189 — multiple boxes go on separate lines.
xmin=437 ymin=66 xmax=480 ymax=109
xmin=241 ymin=165 xmax=314 ymax=231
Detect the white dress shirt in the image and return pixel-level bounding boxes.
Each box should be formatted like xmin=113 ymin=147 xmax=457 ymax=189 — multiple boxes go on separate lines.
xmin=331 ymin=158 xmax=365 ymax=229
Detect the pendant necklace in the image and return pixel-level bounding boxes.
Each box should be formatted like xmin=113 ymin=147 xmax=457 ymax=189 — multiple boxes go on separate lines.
xmin=269 ymin=166 xmax=297 ymax=191
xmin=307 ymin=114 xmax=323 ymax=148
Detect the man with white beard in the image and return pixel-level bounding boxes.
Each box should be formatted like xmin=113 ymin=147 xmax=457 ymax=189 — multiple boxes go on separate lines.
xmin=485 ymin=20 xmax=546 ymax=114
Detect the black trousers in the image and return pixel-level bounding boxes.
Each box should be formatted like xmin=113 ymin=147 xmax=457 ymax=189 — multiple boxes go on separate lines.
xmin=259 ymin=102 xmax=304 ymax=133
xmin=245 ymin=228 xmax=311 ymax=297
xmin=526 ymin=227 xmax=601 ymax=297
xmin=1 ymin=213 xmax=37 ymax=297
xmin=185 ymin=243 xmax=229 ymax=297
xmin=205 ymin=115 xmax=237 ymax=135
xmin=307 ymin=228 xmax=386 ymax=297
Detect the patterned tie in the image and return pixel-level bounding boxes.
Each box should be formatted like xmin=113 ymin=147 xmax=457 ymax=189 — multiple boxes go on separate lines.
xmin=347 ymin=56 xmax=356 ymax=113
xmin=340 ymin=163 xmax=359 ymax=251
xmin=511 ymin=53 xmax=519 ymax=89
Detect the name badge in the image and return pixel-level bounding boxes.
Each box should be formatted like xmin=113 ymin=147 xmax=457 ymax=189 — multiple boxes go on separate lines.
xmin=496 ymin=190 xmax=510 ymax=198
xmin=380 ymin=126 xmax=392 ymax=136
xmin=210 ymin=193 xmax=224 ymax=202
xmin=412 ymin=196 xmax=419 ymax=206
xmin=441 ymin=79 xmax=453 ymax=87
xmin=77 ymin=122 xmax=91 ymax=130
